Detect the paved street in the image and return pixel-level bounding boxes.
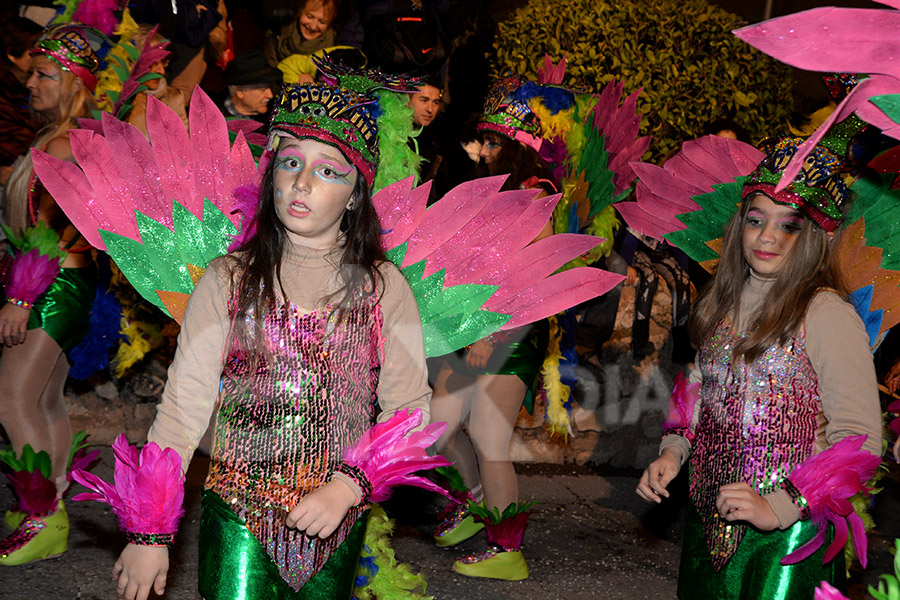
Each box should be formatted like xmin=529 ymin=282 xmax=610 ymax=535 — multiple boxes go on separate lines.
xmin=2 ymin=452 xmax=898 ymax=599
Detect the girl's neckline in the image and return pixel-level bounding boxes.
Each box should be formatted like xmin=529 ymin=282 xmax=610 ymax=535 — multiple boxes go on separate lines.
xmin=283 ymin=238 xmax=344 ymax=266
xmin=747 ymin=268 xmax=776 ymax=291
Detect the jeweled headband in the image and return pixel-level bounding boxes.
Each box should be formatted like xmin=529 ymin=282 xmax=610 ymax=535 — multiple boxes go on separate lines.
xmin=268 ymin=55 xmax=422 ymax=186
xmin=477 ymin=76 xmax=544 ymax=152
xmin=743 ymin=136 xmax=851 ymax=232
xmin=30 ymin=25 xmax=100 ymax=93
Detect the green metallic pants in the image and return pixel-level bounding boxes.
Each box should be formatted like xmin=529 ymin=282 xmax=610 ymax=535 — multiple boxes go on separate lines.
xmin=198 ymin=490 xmax=368 ymax=600
xmin=678 ymin=509 xmax=845 ymax=599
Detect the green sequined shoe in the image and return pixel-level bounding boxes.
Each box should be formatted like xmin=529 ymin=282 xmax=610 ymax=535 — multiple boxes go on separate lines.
xmin=434 ymin=502 xmax=484 ymax=547
xmin=4 ymin=508 xmax=25 ymax=531
xmin=452 ymin=545 xmax=529 ymax=580
xmin=0 ymin=503 xmax=68 ymax=566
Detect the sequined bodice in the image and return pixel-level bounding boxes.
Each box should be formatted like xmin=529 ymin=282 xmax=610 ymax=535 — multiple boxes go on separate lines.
xmin=205 ymin=293 xmax=382 ymax=590
xmin=690 ymin=321 xmax=819 ymax=570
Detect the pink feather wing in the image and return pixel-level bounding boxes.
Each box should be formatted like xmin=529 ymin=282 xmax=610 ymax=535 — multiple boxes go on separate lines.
xmin=146 ymin=94 xmax=197 ymax=217
xmin=418 ymin=189 xmax=537 ymax=280
xmin=102 ymin=113 xmax=171 ymax=225
xmin=189 ymin=89 xmax=233 ymax=219
xmin=734 ymin=7 xmax=900 ymax=79
xmin=488 ymin=267 xmax=625 ymax=330
xmin=371 ymin=176 xmax=427 ymax=250
xmin=402 ymin=177 xmax=510 ymax=266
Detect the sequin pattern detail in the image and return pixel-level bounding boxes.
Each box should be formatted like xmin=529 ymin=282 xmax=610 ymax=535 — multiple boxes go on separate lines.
xmin=690 ymin=322 xmax=819 ymax=571
xmin=205 ymin=292 xmax=382 ymax=591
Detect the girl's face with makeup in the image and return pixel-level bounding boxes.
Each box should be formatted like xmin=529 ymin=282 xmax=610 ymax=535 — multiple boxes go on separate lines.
xmin=26 ymin=56 xmax=65 ymax=114
xmin=742 ymin=193 xmax=804 ymax=276
xmin=273 ymin=137 xmax=358 ymax=249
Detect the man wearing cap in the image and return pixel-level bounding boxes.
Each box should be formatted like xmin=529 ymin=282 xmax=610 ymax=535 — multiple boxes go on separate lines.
xmin=220 ymin=50 xmax=283 ymax=126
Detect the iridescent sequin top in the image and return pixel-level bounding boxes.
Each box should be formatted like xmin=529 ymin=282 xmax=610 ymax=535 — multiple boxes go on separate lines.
xmin=204 ymin=289 xmax=383 ymax=590
xmin=690 ymin=321 xmax=819 ymax=571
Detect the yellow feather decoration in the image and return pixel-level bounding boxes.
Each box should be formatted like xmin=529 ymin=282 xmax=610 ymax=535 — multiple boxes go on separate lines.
xmin=541 ymin=315 xmax=571 ymax=439
xmin=94 ymin=9 xmax=140 ymax=112
xmin=352 ymin=505 xmax=433 ymax=600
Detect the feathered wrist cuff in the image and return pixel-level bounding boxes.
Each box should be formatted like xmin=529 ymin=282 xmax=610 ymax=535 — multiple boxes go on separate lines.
xmin=780 ymin=435 xmax=880 ymax=568
xmin=661 ymin=371 xmax=700 ymax=442
xmin=341 ymin=408 xmax=453 ymax=503
xmin=2 ymin=222 xmax=66 ymax=305
xmin=333 ymin=463 xmax=372 ymax=505
xmin=5 ymin=249 xmax=62 ymax=305
xmin=780 ymin=477 xmax=811 ymax=520
xmin=71 ymin=435 xmax=184 ymax=547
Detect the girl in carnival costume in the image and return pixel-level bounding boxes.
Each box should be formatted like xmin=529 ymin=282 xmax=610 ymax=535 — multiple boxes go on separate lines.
xmin=635 ymin=135 xmax=883 ymax=598
xmin=429 ymin=75 xmax=556 ymax=581
xmin=0 ymin=24 xmax=100 ymax=566
xmin=106 ymin=75 xmax=438 ymax=599
xmin=37 ymin=52 xmax=621 ymax=597
xmin=431 ymin=68 xmax=647 ymax=581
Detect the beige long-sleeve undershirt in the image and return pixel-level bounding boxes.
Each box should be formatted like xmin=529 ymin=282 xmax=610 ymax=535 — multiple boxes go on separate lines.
xmin=147 ymin=241 xmax=432 ymax=500
xmin=660 ymin=270 xmax=883 ymax=529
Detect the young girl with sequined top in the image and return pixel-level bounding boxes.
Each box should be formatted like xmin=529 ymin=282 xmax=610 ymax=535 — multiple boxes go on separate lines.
xmin=112 ymin=80 xmax=432 ymax=599
xmin=636 ymin=137 xmax=882 ymax=599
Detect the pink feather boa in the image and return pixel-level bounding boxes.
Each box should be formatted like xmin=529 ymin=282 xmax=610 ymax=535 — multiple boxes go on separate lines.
xmin=661 ymin=371 xmax=699 ymax=441
xmin=342 ymin=409 xmax=453 ymax=503
xmin=71 ymin=435 xmax=184 ymax=537
xmin=780 ymin=435 xmax=880 ymax=568
xmin=5 ymin=248 xmax=61 ymax=304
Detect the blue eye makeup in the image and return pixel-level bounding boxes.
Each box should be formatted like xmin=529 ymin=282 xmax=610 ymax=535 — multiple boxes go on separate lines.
xmin=276 ymin=154 xmax=304 ymax=171
xmin=312 ymin=161 xmax=353 ymax=185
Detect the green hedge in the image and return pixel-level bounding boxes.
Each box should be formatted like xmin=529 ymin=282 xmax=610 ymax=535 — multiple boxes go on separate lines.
xmin=492 ymin=0 xmax=794 ymax=161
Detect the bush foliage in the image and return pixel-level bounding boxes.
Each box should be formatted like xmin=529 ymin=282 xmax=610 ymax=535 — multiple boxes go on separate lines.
xmin=492 ymin=0 xmax=794 ymax=161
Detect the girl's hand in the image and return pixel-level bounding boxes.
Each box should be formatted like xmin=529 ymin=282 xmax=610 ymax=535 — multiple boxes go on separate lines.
xmin=885 ymin=359 xmax=900 ymax=394
xmin=286 ymin=480 xmax=357 ymax=538
xmin=0 ymin=303 xmax=29 ymax=347
xmin=715 ymin=483 xmax=779 ymax=531
xmin=465 ymin=340 xmax=494 ymax=369
xmin=893 ymin=440 xmax=900 ymax=464
xmin=636 ymin=447 xmax=681 ymax=503
xmin=113 ymin=544 xmax=169 ymax=600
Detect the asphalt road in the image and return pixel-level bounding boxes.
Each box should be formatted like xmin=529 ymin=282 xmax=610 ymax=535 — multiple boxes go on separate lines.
xmin=1 ymin=453 xmax=898 ymax=600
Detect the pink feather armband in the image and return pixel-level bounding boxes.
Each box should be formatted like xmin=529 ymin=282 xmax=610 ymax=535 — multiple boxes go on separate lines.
xmin=71 ymin=435 xmax=184 ymax=547
xmin=339 ymin=409 xmax=454 ymax=503
xmin=661 ymin=371 xmax=700 ymax=442
xmin=5 ymin=248 xmax=62 ymax=305
xmin=780 ymin=435 xmax=880 ymax=568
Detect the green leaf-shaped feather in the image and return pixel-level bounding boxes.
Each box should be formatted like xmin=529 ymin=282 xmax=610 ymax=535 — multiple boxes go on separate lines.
xmin=846 ymin=172 xmax=900 ymax=271
xmin=870 ymin=94 xmax=900 ymax=128
xmin=666 ymin=178 xmax=744 ymax=263
xmin=388 ymin=244 xmax=511 ymax=356
xmin=100 ymin=200 xmax=236 ymax=317
xmin=579 ymin=114 xmax=614 ymax=217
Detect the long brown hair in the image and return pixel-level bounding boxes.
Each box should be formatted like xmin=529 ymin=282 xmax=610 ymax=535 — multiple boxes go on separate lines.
xmin=690 ymin=193 xmax=848 ymax=364
xmin=480 ymin=134 xmax=556 ymax=193
xmin=226 ymin=150 xmax=386 ymax=358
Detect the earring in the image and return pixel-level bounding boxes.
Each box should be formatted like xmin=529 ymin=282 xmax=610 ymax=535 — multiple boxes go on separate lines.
xmin=346 ymin=199 xmax=356 ymax=211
